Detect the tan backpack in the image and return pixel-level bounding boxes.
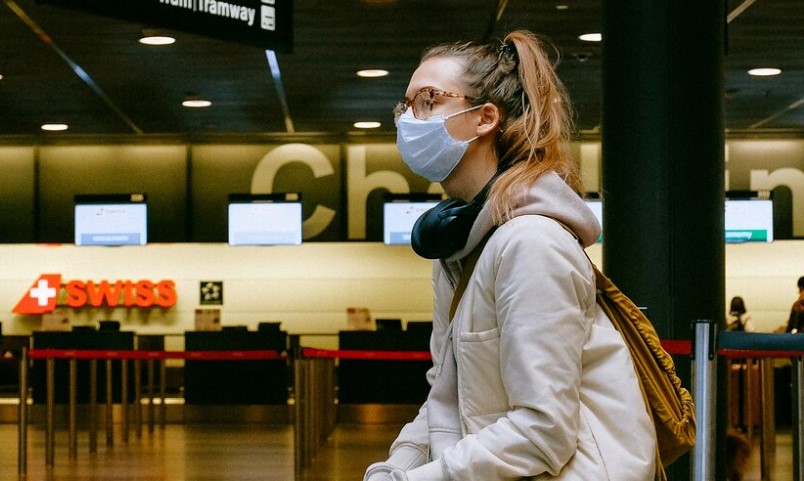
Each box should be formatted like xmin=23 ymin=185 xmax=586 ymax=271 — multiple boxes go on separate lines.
xmin=593 ymin=265 xmax=696 ymax=480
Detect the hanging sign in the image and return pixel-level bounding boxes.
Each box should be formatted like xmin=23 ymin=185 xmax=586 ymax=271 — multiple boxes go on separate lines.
xmin=36 ymin=0 xmax=293 ymax=52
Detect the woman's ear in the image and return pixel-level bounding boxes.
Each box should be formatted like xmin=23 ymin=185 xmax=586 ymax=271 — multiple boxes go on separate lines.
xmin=476 ymin=103 xmax=501 ymax=137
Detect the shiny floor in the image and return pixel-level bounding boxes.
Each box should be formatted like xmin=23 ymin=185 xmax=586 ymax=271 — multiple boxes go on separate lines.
xmin=0 ymin=423 xmax=794 ymax=480
xmin=0 ymin=422 xmax=398 ymax=481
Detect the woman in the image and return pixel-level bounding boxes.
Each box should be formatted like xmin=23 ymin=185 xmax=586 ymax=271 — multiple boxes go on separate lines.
xmin=727 ymin=296 xmax=754 ymax=332
xmin=364 ymin=31 xmax=656 ymax=480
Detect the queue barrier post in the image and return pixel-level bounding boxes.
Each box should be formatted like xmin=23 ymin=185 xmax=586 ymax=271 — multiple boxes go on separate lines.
xmin=293 ymin=353 xmax=336 ymax=477
xmin=18 ymin=347 xmax=28 ymax=478
xmin=121 ymin=359 xmax=129 ymax=443
xmin=760 ymin=357 xmax=776 ymax=480
xmin=134 ymin=358 xmax=142 ymax=438
xmin=160 ymin=359 xmax=167 ymax=427
xmin=69 ymin=358 xmax=77 ymax=459
xmin=105 ymin=358 xmax=114 ymax=447
xmin=147 ymin=358 xmax=155 ymax=433
xmin=692 ymin=319 xmax=717 ymax=481
xmin=45 ymin=357 xmax=55 ymax=468
xmin=793 ymin=356 xmax=804 ymax=481
xmin=89 ymin=359 xmax=98 ymax=454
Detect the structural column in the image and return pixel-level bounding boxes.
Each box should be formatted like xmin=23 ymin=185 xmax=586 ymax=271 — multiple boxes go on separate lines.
xmin=600 ymin=0 xmax=726 ymax=480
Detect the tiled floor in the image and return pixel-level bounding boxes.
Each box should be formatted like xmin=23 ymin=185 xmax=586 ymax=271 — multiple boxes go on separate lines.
xmin=0 ymin=423 xmax=794 ymax=480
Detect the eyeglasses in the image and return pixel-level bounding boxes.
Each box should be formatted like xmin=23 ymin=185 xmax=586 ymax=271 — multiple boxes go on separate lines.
xmin=393 ymin=87 xmax=475 ymax=125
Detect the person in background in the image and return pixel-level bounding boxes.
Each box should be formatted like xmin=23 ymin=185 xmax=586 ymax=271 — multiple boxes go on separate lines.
xmin=363 ymin=30 xmax=656 ymax=481
xmin=785 ymin=276 xmax=804 ymax=333
xmin=726 ymin=296 xmax=754 ymax=332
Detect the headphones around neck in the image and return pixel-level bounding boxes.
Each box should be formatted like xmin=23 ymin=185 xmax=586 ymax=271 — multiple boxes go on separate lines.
xmin=411 ymin=179 xmax=495 ymax=259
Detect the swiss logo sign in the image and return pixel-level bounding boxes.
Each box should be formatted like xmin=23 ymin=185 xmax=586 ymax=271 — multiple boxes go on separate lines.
xmin=13 ymin=274 xmax=62 ymax=315
xmin=13 ymin=274 xmax=178 ymax=315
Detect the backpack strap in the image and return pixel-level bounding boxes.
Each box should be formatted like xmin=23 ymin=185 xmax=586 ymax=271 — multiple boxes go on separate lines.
xmin=449 ymin=229 xmax=496 ymax=321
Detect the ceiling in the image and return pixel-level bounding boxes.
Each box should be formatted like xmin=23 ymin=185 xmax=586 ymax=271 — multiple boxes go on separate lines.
xmin=0 ymin=0 xmax=802 ymax=140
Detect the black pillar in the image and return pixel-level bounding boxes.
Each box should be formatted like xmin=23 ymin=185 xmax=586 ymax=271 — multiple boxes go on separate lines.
xmin=601 ymin=0 xmax=726 ymax=479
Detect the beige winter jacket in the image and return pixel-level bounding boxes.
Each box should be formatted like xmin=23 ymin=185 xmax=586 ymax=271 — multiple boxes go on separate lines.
xmin=366 ymin=172 xmax=656 ymax=481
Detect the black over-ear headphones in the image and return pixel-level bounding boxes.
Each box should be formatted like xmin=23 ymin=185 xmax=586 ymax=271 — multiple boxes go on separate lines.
xmin=411 ymin=179 xmax=495 ymax=259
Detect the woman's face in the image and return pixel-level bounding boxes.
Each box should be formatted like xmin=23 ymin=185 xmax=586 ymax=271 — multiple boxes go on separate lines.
xmin=404 ymin=56 xmax=479 ymax=142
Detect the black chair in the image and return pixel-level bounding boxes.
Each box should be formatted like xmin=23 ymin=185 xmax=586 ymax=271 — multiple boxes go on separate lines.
xmin=376 ymin=318 xmax=402 ymax=330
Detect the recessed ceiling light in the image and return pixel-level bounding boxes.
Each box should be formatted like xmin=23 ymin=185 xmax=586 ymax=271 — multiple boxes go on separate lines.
xmin=41 ymin=123 xmax=69 ymax=131
xmin=0 ymin=74 xmax=4 ymax=80
xmin=356 ymin=69 xmax=389 ymax=78
xmin=353 ymin=121 xmax=381 ymax=129
xmin=182 ymin=99 xmax=212 ymax=108
xmin=556 ymin=5 xmax=569 ymax=10
xmin=747 ymin=67 xmax=782 ymax=77
xmin=578 ymin=33 xmax=602 ymax=42
xmin=139 ymin=35 xmax=176 ymax=46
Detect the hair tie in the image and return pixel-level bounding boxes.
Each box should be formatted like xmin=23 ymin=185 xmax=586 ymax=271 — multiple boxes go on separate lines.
xmin=498 ymin=41 xmax=516 ymax=61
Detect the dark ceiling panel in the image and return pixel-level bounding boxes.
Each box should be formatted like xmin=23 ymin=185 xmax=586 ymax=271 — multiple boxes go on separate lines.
xmin=0 ymin=0 xmax=801 ymax=138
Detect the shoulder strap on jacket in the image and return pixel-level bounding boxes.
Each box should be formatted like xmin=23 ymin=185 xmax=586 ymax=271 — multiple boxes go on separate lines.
xmin=449 ymin=229 xmax=496 ymax=321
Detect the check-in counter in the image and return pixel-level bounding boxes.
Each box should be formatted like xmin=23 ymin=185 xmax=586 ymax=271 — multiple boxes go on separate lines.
xmin=337 ymin=326 xmax=431 ymax=405
xmin=183 ymin=328 xmax=289 ymax=405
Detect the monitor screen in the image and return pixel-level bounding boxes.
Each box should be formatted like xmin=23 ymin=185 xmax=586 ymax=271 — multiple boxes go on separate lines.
xmin=228 ymin=193 xmax=303 ymax=246
xmin=383 ymin=194 xmax=442 ymax=245
xmin=725 ymin=193 xmax=773 ymax=243
xmin=74 ymin=194 xmax=147 ymax=246
xmin=585 ymin=194 xmax=603 ymax=243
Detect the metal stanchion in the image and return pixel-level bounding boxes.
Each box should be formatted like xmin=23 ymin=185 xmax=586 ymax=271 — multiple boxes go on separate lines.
xmin=292 ymin=352 xmax=337 ymax=480
xmin=692 ymin=319 xmax=717 ymax=481
xmin=159 ymin=359 xmax=167 ymax=427
xmin=121 ymin=359 xmax=129 ymax=443
xmin=46 ymin=357 xmax=55 ymax=468
xmin=760 ymin=358 xmax=776 ymax=481
xmin=792 ymin=356 xmax=804 ymax=481
xmin=293 ymin=357 xmax=306 ymax=478
xmin=134 ymin=359 xmax=142 ymax=438
xmin=147 ymin=358 xmax=155 ymax=433
xmin=745 ymin=359 xmax=754 ymax=445
xmin=105 ymin=359 xmax=114 ymax=447
xmin=18 ymin=347 xmax=28 ymax=478
xmin=69 ymin=358 xmax=77 ymax=459
xmin=89 ymin=359 xmax=98 ymax=454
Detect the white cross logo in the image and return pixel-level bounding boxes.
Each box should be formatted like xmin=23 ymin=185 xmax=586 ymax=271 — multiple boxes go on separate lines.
xmin=29 ymin=279 xmax=57 ymax=307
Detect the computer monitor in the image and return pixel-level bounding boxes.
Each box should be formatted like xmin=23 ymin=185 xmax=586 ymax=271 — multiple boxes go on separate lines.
xmin=383 ymin=193 xmax=443 ymax=245
xmin=584 ymin=193 xmax=603 ymax=243
xmin=725 ymin=191 xmax=773 ymax=243
xmin=228 ymin=193 xmax=303 ymax=246
xmin=74 ymin=193 xmax=147 ymax=246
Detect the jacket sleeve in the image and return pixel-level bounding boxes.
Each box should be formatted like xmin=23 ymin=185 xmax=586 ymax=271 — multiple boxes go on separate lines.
xmin=365 ymin=261 xmax=455 ymax=480
xmin=405 ymin=217 xmax=596 ymax=481
xmin=363 ymin=404 xmax=431 ymax=481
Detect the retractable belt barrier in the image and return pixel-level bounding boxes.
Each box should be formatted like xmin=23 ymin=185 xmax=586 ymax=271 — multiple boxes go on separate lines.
xmin=12 ymin=333 xmax=804 ymax=481
xmin=15 ymin=348 xmax=289 ymax=477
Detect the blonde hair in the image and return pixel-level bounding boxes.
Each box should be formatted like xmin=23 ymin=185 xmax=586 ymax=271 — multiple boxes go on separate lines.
xmin=422 ymin=30 xmax=582 ymax=223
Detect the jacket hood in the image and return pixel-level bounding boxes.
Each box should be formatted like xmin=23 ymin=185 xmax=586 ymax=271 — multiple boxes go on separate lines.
xmin=449 ymin=171 xmax=601 ymax=261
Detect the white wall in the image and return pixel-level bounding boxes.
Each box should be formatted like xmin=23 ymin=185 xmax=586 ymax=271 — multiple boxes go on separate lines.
xmin=0 ymin=241 xmax=800 ymax=344
xmin=725 ymin=241 xmax=803 ymax=332
xmin=0 ymin=243 xmax=435 ymax=348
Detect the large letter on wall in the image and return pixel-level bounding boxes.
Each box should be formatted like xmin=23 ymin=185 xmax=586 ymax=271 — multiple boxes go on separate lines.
xmin=751 ymin=168 xmax=804 ymax=237
xmin=347 ymin=145 xmax=410 ymax=239
xmin=251 ymin=144 xmax=336 ymax=239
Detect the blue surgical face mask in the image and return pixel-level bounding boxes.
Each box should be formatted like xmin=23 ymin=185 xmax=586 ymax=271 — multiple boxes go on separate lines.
xmin=396 ymin=105 xmax=481 ymax=182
